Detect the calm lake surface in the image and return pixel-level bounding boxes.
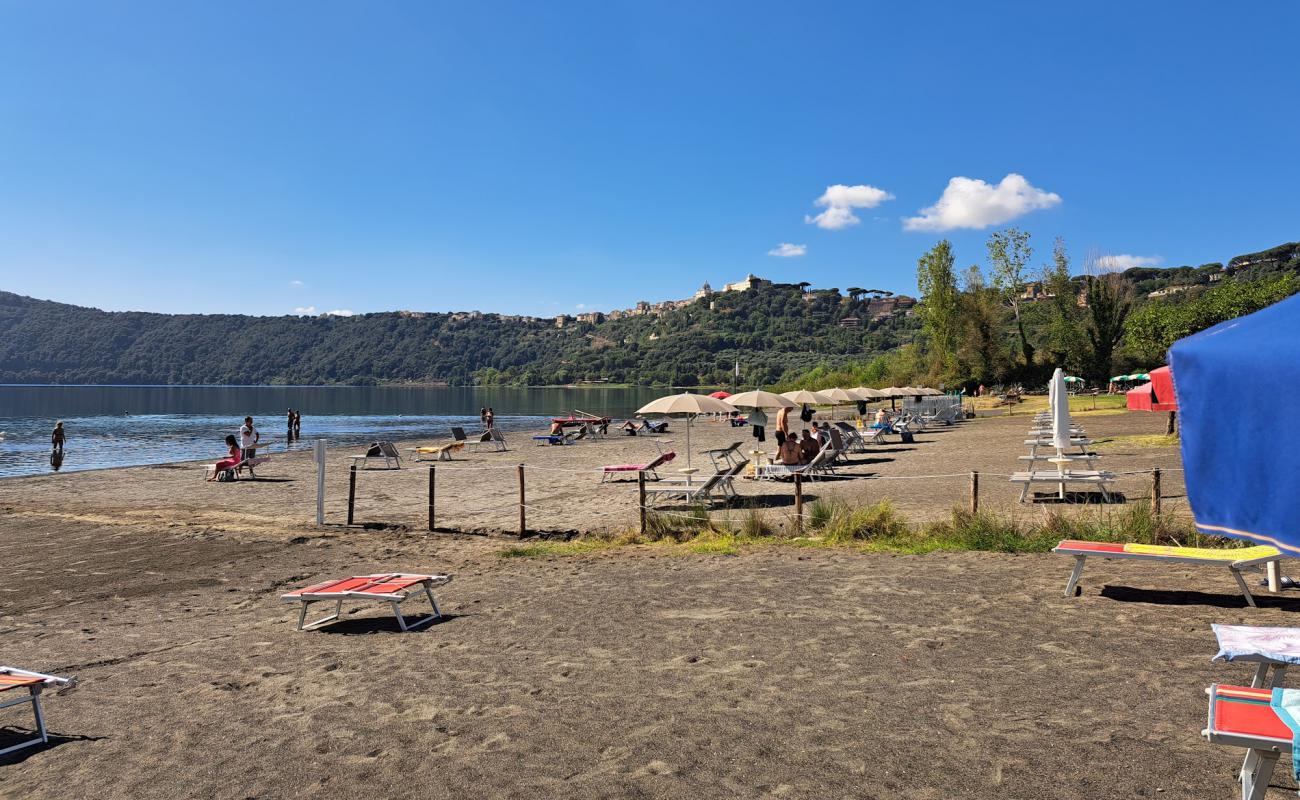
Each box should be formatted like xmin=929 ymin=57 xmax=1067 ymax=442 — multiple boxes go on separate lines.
xmin=0 ymin=385 xmax=665 ymax=478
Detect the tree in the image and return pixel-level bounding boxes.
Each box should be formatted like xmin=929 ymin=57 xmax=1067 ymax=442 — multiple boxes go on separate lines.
xmin=915 ymin=240 xmax=961 ymax=380
xmin=1083 ymin=273 xmax=1132 ymax=384
xmin=987 ymin=227 xmax=1034 ymax=368
xmin=1042 ymin=237 xmax=1086 ymax=372
xmin=959 ymin=264 xmax=1009 ymax=386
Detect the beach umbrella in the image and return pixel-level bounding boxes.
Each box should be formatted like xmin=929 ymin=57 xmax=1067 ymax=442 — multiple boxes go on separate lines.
xmin=1047 ymin=368 xmax=1074 ymax=499
xmin=818 ymin=387 xmax=861 ymax=419
xmin=780 ymin=389 xmax=833 ymax=405
xmin=725 ymin=390 xmax=796 ymax=409
xmin=1170 ymin=293 xmax=1300 ymax=553
xmin=636 ymin=392 xmax=733 ymax=473
xmin=851 ymin=387 xmax=889 ymax=399
xmin=707 ymin=390 xmax=732 ymax=399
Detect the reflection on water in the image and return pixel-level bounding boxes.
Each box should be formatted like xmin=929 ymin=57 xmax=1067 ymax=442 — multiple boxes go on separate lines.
xmin=0 ymin=385 xmax=664 ymax=478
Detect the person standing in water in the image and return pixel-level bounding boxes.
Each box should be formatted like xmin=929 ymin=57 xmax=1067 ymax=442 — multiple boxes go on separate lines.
xmin=51 ymin=421 xmax=66 ymax=453
xmin=293 ymin=409 xmax=301 ymax=438
xmin=286 ymin=408 xmax=296 ymax=442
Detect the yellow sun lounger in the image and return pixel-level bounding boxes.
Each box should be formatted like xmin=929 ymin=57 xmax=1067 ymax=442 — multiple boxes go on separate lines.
xmin=406 ymin=442 xmax=465 ymax=462
xmin=1053 ymin=540 xmax=1283 ymax=607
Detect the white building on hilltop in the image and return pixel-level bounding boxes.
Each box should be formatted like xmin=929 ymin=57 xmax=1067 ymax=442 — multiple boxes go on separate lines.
xmin=723 ymin=274 xmax=769 ymax=293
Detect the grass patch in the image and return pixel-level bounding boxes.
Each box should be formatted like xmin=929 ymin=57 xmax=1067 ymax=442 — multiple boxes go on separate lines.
xmin=1093 ymin=433 xmax=1180 ymax=449
xmin=498 ymin=540 xmax=615 ymax=558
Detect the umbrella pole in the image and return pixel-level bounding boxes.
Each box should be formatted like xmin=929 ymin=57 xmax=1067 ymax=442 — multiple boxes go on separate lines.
xmin=686 ymin=415 xmax=693 ymax=484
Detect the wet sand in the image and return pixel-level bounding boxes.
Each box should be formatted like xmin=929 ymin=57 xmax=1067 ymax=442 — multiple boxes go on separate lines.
xmin=5 ymin=410 xmax=1284 ymax=798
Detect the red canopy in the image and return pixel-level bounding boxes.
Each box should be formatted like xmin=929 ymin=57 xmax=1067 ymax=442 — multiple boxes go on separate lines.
xmin=708 ymin=391 xmax=731 ymax=399
xmin=1125 ymin=365 xmax=1178 ymax=412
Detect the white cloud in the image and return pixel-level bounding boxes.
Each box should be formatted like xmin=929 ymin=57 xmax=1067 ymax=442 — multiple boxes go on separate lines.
xmin=292 ymin=306 xmax=317 ymax=315
xmin=289 ymin=279 xmax=304 ymax=287
xmin=805 ymin=184 xmax=894 ymax=230
xmin=576 ymin=303 xmax=586 ymax=309
xmin=903 ymin=173 xmax=1061 ymax=232
xmin=327 ymin=309 xmax=355 ymax=317
xmin=767 ymin=242 xmax=807 ymax=257
xmin=1095 ymin=254 xmax=1162 ymax=272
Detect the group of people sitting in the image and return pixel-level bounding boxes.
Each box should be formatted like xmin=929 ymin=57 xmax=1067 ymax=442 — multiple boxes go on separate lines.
xmin=772 ymin=421 xmax=832 ymax=466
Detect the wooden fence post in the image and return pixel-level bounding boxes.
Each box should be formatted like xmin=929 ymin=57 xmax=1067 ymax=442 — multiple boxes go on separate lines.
xmin=1150 ymin=468 xmax=1162 ymax=516
xmin=434 ymin=468 xmax=444 ymax=533
xmin=970 ymin=471 xmax=979 ymax=514
xmin=794 ymin=474 xmax=804 ymax=535
xmin=346 ymin=464 xmax=357 ymax=527
xmin=638 ymin=471 xmax=647 ymax=536
xmin=518 ymin=464 xmax=527 ymax=537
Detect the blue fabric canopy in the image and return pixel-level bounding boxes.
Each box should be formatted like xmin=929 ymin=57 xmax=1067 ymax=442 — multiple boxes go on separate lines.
xmin=1170 ymin=293 xmax=1300 ymax=553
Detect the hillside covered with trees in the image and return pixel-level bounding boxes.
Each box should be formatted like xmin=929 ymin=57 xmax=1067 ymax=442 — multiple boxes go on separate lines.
xmin=0 ymin=284 xmax=921 ymax=387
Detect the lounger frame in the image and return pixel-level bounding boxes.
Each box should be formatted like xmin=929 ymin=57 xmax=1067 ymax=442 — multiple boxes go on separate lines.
xmin=1203 ymin=683 xmax=1294 ymax=800
xmin=282 ymin=573 xmax=451 ymax=632
xmin=0 ymin=667 xmax=75 ymax=756
xmin=1054 ymin=541 xmax=1281 ymax=607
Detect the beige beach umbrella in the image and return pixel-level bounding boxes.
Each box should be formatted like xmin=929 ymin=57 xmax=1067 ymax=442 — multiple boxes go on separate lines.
xmin=780 ymin=389 xmax=834 ymax=405
xmin=725 ymin=390 xmax=797 ymax=410
xmin=851 ymin=387 xmax=889 ymax=399
xmin=636 ymin=392 xmax=733 ymax=472
xmin=818 ymin=387 xmax=860 ymax=419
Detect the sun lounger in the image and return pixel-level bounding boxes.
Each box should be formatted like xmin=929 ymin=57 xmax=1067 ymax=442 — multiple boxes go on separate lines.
xmin=649 ymin=461 xmax=749 ymax=501
xmin=1203 ymin=683 xmax=1293 ymax=800
xmin=0 ymin=667 xmax=76 ymax=756
xmin=281 ymin=573 xmax=451 ymax=631
xmin=755 ymin=446 xmax=835 ymax=481
xmin=644 ymin=462 xmax=748 ymax=506
xmin=703 ymin=442 xmax=744 ymax=472
xmin=1017 ymin=452 xmax=1099 ymax=468
xmin=1053 ymin=540 xmax=1283 ymax=607
xmin=1010 ymin=469 xmax=1115 ymax=502
xmin=834 ymin=422 xmax=867 ymax=452
xmin=351 ymin=441 xmax=401 ymax=470
xmin=601 ymin=451 xmax=676 ymax=483
xmin=407 ymin=442 xmax=465 ymax=462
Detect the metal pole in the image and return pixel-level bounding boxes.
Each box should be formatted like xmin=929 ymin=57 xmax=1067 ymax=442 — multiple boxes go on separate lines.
xmin=315 ymin=439 xmax=326 ymax=526
xmin=970 ymin=470 xmax=979 ymax=514
xmin=1151 ymin=468 xmax=1162 ymax=516
xmin=638 ymin=471 xmax=647 ymax=536
xmin=347 ymin=464 xmax=357 ymax=527
xmin=434 ymin=468 xmax=444 ymax=533
xmin=518 ymin=463 xmax=526 ymax=537
xmin=794 ymin=473 xmax=803 ymax=535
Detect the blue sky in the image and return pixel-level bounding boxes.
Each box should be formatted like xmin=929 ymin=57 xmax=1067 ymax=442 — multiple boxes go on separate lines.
xmin=2 ymin=2 xmax=1297 ymax=317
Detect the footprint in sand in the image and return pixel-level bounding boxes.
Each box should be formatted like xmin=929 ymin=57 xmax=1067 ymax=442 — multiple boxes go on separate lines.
xmin=630 ymin=760 xmax=674 ymax=777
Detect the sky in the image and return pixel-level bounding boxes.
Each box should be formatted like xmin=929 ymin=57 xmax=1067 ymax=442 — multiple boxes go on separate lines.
xmin=2 ymin=2 xmax=1298 ymax=318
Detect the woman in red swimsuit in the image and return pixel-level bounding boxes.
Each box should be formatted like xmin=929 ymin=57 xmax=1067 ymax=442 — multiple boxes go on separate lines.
xmin=208 ymin=435 xmax=242 ymax=481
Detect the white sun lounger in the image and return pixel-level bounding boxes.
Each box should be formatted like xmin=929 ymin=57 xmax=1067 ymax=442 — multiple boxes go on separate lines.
xmin=0 ymin=667 xmax=76 ymax=756
xmin=351 ymin=441 xmax=402 ymax=470
xmin=1010 ymin=469 xmax=1115 ymax=502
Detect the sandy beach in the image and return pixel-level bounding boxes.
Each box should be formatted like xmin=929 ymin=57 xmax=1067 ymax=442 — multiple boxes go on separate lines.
xmin=3 ymin=409 xmax=1286 ymax=798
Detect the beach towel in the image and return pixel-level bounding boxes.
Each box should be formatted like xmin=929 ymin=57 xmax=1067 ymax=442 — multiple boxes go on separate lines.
xmin=1270 ymin=688 xmax=1300 ymax=788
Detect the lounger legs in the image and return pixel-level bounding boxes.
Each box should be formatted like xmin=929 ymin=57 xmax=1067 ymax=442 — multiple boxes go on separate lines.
xmin=297 ymin=598 xmax=344 ymax=631
xmin=1240 ymin=747 xmax=1279 ymax=800
xmin=0 ymin=688 xmax=49 ymax=756
xmin=1063 ymin=555 xmax=1087 ymax=597
xmin=1231 ymin=568 xmax=1259 ymax=608
xmin=390 ymin=588 xmax=442 ymax=632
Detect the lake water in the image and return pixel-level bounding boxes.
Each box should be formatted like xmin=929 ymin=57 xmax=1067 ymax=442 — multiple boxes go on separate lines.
xmin=0 ymin=385 xmax=666 ymax=478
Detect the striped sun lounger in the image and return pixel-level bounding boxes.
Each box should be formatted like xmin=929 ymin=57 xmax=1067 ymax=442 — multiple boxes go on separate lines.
xmin=0 ymin=667 xmax=76 ymax=756
xmin=1053 ymin=540 xmax=1283 ymax=607
xmin=1203 ymin=683 xmax=1294 ymax=800
xmin=281 ymin=573 xmax=451 ymax=631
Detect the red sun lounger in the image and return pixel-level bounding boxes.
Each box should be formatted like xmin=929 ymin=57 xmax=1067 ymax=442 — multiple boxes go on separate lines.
xmin=281 ymin=573 xmax=451 ymax=632
xmin=600 ymin=451 xmax=675 ymax=483
xmin=0 ymin=667 xmax=76 ymax=756
xmin=1204 ymin=683 xmax=1294 ymax=800
xmin=1053 ymin=539 xmax=1283 ymax=607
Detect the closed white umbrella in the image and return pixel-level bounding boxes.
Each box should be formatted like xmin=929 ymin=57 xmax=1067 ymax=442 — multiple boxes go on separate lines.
xmin=725 ymin=390 xmax=797 ymax=410
xmin=636 ymin=392 xmax=733 ymax=473
xmin=1049 ymin=367 xmax=1073 ymax=498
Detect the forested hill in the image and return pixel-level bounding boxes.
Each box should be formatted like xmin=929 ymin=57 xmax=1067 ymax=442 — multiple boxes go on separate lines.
xmin=0 ymin=285 xmax=922 ymax=386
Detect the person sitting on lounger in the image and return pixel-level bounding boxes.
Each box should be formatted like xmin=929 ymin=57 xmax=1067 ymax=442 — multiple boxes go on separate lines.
xmin=621 ymin=419 xmax=638 ymax=435
xmin=799 ymin=430 xmax=819 ymax=464
xmin=208 ymin=435 xmax=243 ymax=481
xmin=872 ymin=408 xmax=890 ymax=429
xmin=776 ymin=435 xmax=802 ymax=466
xmin=550 ymin=419 xmax=566 ymax=436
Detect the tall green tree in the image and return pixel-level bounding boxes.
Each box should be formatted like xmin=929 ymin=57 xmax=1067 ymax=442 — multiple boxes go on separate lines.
xmin=959 ymin=264 xmax=1009 ymax=386
xmin=1042 ymin=237 xmax=1086 ymax=372
xmin=987 ymin=227 xmax=1035 ymax=368
xmin=916 ymin=240 xmax=961 ymax=379
xmin=1083 ymin=273 xmax=1132 ymax=384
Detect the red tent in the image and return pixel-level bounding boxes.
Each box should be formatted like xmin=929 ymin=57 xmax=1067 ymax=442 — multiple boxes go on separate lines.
xmin=708 ymin=391 xmax=731 ymax=399
xmin=1125 ymin=365 xmax=1178 ymax=412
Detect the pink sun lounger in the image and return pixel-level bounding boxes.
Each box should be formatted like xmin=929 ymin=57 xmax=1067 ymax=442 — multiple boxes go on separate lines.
xmin=0 ymin=667 xmax=76 ymax=756
xmin=600 ymin=451 xmax=675 ymax=483
xmin=281 ymin=573 xmax=451 ymax=631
